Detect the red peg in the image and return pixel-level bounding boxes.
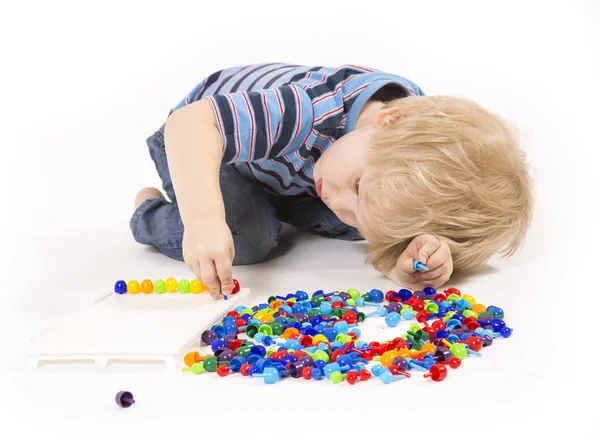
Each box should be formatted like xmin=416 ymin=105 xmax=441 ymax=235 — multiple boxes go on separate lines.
xmin=392 ymin=338 xmax=409 ymax=350
xmin=433 ymin=293 xmax=447 ymax=302
xmin=388 ymin=365 xmax=411 ymax=378
xmin=302 ymin=366 xmax=312 ymax=380
xmin=229 ymin=339 xmax=243 ymax=351
xmin=416 ymin=310 xmax=429 ymax=323
xmin=423 ymin=364 xmax=448 ymax=382
xmin=466 ymin=336 xmax=483 ymax=352
xmin=440 ymin=357 xmax=462 ymax=369
xmin=231 ymin=279 xmax=241 ymax=294
xmin=422 ymin=326 xmax=437 ymax=339
xmin=342 ymin=311 xmax=358 ymax=325
xmin=431 ymin=320 xmax=446 ymax=331
xmin=411 ymin=301 xmax=426 ymax=312
xmin=294 ymin=350 xmax=307 ymax=359
xmin=332 ymin=301 xmax=344 ymax=309
xmin=235 ymin=318 xmax=248 ymax=331
xmin=386 ymin=291 xmax=402 ymax=303
xmin=346 ymin=371 xmax=360 ymax=385
xmin=359 ymin=349 xmax=375 ymax=360
xmin=330 ymin=349 xmax=343 ymax=363
xmin=359 ymin=369 xmax=372 ymax=381
xmin=299 ymin=335 xmax=313 ymax=348
xmin=444 ymin=287 xmax=461 ymax=297
xmin=217 ymin=364 xmax=230 ymax=377
xmin=347 ymin=332 xmax=358 ymax=341
xmin=226 ymin=311 xmax=239 ymax=319
xmin=240 ymin=363 xmax=252 ymax=376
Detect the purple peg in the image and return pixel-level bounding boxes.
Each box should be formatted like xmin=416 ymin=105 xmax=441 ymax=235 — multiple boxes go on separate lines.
xmin=115 ymin=391 xmax=135 ymax=408
xmin=201 ymin=330 xmax=218 ymax=346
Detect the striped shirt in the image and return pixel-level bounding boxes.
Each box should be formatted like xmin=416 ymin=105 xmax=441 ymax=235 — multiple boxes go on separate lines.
xmin=168 ymin=63 xmax=425 ymax=197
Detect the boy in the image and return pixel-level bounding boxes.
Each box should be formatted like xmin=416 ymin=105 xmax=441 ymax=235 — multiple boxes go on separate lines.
xmin=130 ymin=62 xmax=532 ymax=300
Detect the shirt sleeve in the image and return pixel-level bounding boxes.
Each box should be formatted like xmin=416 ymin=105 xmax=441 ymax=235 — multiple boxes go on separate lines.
xmin=205 ymin=84 xmax=315 ymax=164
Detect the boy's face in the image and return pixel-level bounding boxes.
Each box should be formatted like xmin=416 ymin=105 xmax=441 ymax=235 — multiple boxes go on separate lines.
xmin=313 ymin=125 xmax=376 ymax=229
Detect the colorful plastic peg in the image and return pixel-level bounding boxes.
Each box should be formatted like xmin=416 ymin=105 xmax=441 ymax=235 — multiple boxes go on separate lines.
xmin=364 ymin=307 xmax=387 ymax=318
xmin=178 ymin=279 xmax=190 ymax=294
xmin=442 ymin=339 xmax=468 ymax=360
xmin=165 ymin=277 xmax=178 ymax=293
xmin=439 ymin=357 xmax=462 ymax=369
xmin=232 ymin=279 xmax=241 ymax=295
xmin=114 ymin=280 xmax=127 ymax=294
xmin=154 ymin=279 xmax=166 ymax=294
xmin=115 ymin=391 xmax=135 ymax=408
xmin=181 ymin=363 xmax=205 ymax=375
xmin=423 ymin=364 xmax=448 ymax=382
xmin=413 ymin=260 xmax=429 ymax=271
xmin=385 ymin=312 xmax=401 ymax=327
xmin=127 ymin=280 xmax=140 ymax=294
xmin=141 ymin=279 xmax=154 ymax=294
xmin=379 ymin=369 xmax=406 ymax=384
xmin=251 ymin=366 xmax=280 ymax=384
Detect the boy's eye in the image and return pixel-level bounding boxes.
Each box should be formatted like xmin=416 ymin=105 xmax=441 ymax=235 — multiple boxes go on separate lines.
xmin=355 ymin=179 xmax=360 ymax=194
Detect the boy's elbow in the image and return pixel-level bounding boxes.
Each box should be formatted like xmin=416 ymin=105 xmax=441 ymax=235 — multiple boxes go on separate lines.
xmin=165 ymin=99 xmax=217 ymax=138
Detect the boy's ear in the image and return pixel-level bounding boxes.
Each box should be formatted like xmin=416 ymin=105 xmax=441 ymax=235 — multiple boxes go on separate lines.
xmin=373 ymin=107 xmax=412 ymax=128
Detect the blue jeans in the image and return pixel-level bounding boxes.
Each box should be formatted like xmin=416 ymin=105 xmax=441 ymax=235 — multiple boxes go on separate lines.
xmin=129 ymin=124 xmax=363 ymax=265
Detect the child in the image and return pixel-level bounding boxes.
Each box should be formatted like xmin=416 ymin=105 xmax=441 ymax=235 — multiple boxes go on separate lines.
xmin=130 ymin=62 xmax=532 ymax=300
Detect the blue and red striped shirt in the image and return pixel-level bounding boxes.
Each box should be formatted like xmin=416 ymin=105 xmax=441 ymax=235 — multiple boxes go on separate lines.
xmin=169 ymin=63 xmax=425 ymax=196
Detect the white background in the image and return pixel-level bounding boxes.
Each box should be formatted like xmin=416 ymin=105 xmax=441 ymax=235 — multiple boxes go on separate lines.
xmin=1 ymin=0 xmax=599 ymax=435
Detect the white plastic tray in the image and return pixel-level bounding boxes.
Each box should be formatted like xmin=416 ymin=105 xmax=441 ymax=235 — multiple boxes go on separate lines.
xmin=24 ymin=288 xmax=250 ymax=370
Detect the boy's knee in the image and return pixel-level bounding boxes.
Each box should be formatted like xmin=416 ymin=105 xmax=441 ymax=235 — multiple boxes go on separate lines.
xmin=232 ymin=217 xmax=281 ymax=265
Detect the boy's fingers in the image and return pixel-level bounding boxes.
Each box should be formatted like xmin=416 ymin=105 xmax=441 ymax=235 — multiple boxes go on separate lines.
xmin=420 ymin=243 xmax=451 ymax=271
xmin=186 ymin=259 xmax=203 ymax=284
xmin=416 ymin=235 xmax=441 ymax=265
xmin=200 ymin=259 xmax=221 ymax=297
xmin=216 ymin=255 xmax=234 ymax=295
xmin=417 ymin=257 xmax=453 ymax=282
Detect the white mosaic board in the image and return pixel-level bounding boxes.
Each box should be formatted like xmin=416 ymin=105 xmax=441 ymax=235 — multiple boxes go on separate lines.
xmin=24 ymin=288 xmax=250 ymax=370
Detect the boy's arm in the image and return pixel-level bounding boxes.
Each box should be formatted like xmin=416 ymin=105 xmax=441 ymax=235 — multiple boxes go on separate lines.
xmin=163 ymin=100 xmax=234 ymax=297
xmin=164 ymin=100 xmax=225 ymax=225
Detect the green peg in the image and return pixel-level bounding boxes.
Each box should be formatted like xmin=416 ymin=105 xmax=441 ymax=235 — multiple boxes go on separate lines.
xmin=425 ymin=302 xmax=439 ymax=314
xmin=258 ymin=325 xmax=273 ymax=336
xmin=347 ymin=288 xmax=361 ymax=299
xmin=311 ymin=294 xmax=325 ymax=305
xmin=245 ymin=325 xmax=259 ymax=338
xmin=203 ymin=357 xmax=228 ymax=372
xmin=270 ymin=322 xmax=284 ymax=336
xmin=182 ymin=362 xmax=205 ymax=374
xmin=446 ymin=293 xmax=461 ymax=303
xmin=310 ymin=350 xmax=330 ymax=363
xmin=330 ymin=371 xmax=344 ymax=384
xmin=443 ymin=311 xmax=457 ymax=322
xmin=154 ymin=279 xmax=166 ymax=294
xmin=178 ymin=279 xmax=190 ymax=294
xmin=463 ymin=309 xmax=478 ymax=319
xmin=442 ymin=339 xmax=467 ymax=360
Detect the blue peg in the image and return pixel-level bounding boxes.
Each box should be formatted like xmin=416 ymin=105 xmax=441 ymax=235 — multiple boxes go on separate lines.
xmin=465 ymin=345 xmax=482 ymax=357
xmin=251 ymin=366 xmax=280 ymax=384
xmin=323 ymin=363 xmax=350 ymax=378
xmin=413 ymin=260 xmax=429 ymax=271
xmin=385 ymin=312 xmax=401 ymax=327
xmin=407 ymin=358 xmax=427 ymax=372
xmin=320 ymin=302 xmax=333 ymax=316
xmin=380 ymin=369 xmax=407 ymax=384
xmin=354 ymin=297 xmax=380 ymax=308
xmin=364 ymin=307 xmax=387 ymax=318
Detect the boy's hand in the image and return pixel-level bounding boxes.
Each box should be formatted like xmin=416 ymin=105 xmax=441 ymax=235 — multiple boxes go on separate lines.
xmin=182 ymin=218 xmax=235 ymax=300
xmin=389 ymin=234 xmax=453 ymax=290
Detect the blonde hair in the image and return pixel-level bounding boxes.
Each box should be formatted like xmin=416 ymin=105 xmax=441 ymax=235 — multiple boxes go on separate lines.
xmin=360 ymin=95 xmax=533 ymax=275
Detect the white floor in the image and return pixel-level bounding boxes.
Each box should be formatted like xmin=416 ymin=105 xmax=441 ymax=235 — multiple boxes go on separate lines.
xmin=2 ymin=1 xmax=598 ymax=435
